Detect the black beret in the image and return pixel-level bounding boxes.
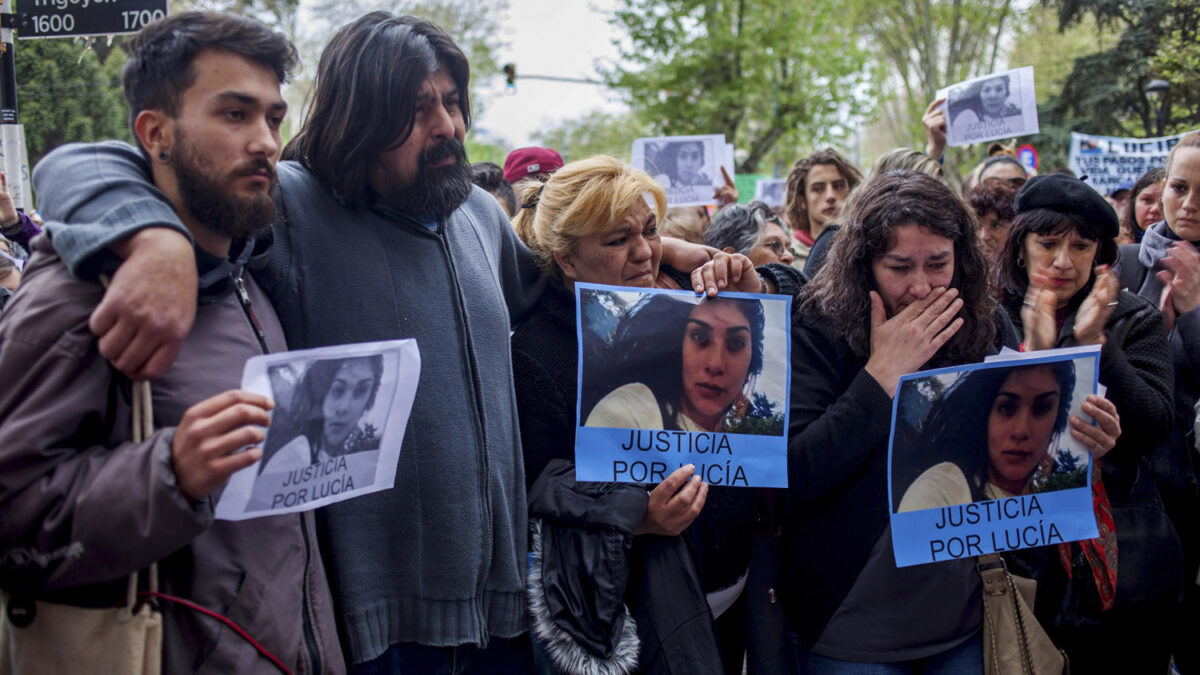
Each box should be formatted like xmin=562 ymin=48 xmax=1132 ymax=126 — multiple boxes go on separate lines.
xmin=1013 ymin=173 xmax=1119 ymax=239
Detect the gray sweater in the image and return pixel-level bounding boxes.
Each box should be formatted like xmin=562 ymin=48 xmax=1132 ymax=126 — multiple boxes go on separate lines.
xmin=33 ymin=142 xmax=545 ymax=663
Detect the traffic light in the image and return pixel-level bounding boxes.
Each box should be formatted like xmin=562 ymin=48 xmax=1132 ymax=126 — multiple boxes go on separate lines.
xmin=503 ymin=63 xmax=516 ymax=89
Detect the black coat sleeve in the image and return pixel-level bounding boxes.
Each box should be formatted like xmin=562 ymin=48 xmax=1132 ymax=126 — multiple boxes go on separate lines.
xmin=786 ymin=319 xmax=894 ymax=501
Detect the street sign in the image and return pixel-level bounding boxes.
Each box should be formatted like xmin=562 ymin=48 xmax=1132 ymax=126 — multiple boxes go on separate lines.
xmin=16 ymin=0 xmax=167 ymax=39
xmin=1016 ymin=143 xmax=1039 ymax=174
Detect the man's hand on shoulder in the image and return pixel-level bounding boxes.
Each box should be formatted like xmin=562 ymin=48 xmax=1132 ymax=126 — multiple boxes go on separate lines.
xmin=94 ymin=227 xmax=197 ymax=380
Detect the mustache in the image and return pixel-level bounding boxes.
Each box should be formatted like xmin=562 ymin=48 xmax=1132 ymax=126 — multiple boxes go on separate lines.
xmin=234 ymin=157 xmax=276 ymax=182
xmin=420 ymin=138 xmax=467 ymax=168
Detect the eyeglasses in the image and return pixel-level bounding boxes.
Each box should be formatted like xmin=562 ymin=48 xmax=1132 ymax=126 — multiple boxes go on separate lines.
xmin=764 ymin=241 xmax=790 ymax=256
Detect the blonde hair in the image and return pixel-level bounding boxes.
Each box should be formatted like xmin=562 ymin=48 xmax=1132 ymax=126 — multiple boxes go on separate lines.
xmin=658 ymin=207 xmax=708 ymax=245
xmin=512 ymin=155 xmax=667 ymax=278
xmin=870 ymin=148 xmax=945 ymax=181
xmin=1166 ymin=130 xmax=1200 ymax=175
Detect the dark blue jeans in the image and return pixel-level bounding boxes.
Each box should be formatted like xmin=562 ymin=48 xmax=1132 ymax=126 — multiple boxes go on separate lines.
xmin=351 ymin=635 xmax=534 ymax=675
xmin=793 ymin=633 xmax=983 ymax=674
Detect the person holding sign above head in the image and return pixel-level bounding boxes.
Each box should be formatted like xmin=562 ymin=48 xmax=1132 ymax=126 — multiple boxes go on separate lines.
xmin=511 ymin=155 xmax=801 ymax=675
xmin=782 ymin=170 xmax=1017 ymax=671
xmin=996 ymin=172 xmax=1176 ymax=674
xmin=896 ymin=360 xmax=1119 ymax=514
xmin=949 ymin=74 xmax=1022 ymax=140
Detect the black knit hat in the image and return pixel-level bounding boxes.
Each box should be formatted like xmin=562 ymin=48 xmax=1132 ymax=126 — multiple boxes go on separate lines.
xmin=1013 ymin=173 xmax=1119 ymax=239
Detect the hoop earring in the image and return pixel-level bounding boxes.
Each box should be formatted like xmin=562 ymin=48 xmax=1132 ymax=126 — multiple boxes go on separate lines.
xmin=1017 ymin=256 xmax=1025 ymax=268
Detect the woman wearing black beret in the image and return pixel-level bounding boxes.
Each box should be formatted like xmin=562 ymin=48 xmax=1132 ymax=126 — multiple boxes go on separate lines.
xmin=996 ymin=172 xmax=1179 ymax=673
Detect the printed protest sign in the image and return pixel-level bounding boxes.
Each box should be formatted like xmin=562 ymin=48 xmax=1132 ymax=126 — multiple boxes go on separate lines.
xmin=632 ymin=134 xmax=732 ymax=207
xmin=888 ymin=346 xmax=1101 ymax=567
xmin=574 ymin=283 xmax=791 ymax=488
xmin=215 ymin=339 xmax=421 ymax=521
xmin=754 ymin=178 xmax=787 ymax=209
xmin=938 ymin=66 xmax=1039 ymax=147
xmin=1069 ymin=131 xmax=1194 ymax=197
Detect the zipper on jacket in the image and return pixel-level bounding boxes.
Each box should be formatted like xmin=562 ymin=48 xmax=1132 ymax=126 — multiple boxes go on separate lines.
xmin=234 ymin=274 xmax=271 ymax=355
xmin=432 ymin=227 xmax=495 ymax=644
xmin=234 ymin=270 xmax=323 ymax=675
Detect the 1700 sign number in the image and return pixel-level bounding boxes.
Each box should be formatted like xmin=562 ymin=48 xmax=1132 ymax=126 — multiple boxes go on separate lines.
xmin=19 ymin=0 xmax=169 ymax=38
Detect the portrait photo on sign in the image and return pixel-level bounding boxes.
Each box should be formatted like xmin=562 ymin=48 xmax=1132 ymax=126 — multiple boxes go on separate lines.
xmin=754 ymin=178 xmax=787 ymax=209
xmin=886 ymin=347 xmax=1101 ymax=567
xmin=632 ymin=134 xmax=727 ymax=207
xmin=939 ymin=66 xmax=1039 ymax=147
xmin=214 ymin=339 xmax=421 ymax=521
xmin=572 ymin=284 xmax=792 ymax=488
xmin=579 ymin=286 xmax=788 ymax=436
xmin=891 ymin=352 xmax=1098 ymax=513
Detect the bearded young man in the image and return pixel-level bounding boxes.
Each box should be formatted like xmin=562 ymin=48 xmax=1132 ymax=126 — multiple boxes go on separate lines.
xmin=0 ymin=13 xmax=344 ymax=674
xmin=31 ymin=11 xmax=716 ymax=672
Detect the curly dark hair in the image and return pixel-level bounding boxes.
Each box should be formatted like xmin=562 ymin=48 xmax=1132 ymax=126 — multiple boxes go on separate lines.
xmin=966 ymin=181 xmax=1018 ymax=225
xmin=782 ymin=148 xmax=863 ymax=235
xmin=892 ymin=360 xmax=1076 ymax=508
xmin=799 ymin=170 xmax=996 ymax=366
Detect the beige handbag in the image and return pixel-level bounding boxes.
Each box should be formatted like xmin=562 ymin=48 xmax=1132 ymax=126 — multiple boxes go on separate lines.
xmin=0 ymin=380 xmax=163 ymax=675
xmin=979 ymin=553 xmax=1067 ymax=675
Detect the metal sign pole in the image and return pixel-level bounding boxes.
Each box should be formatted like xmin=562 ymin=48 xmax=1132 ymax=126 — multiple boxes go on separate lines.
xmin=0 ymin=0 xmax=17 ymax=124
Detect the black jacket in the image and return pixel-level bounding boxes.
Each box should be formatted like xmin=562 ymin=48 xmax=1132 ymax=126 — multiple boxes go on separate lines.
xmin=780 ymin=306 xmax=1019 ymax=650
xmin=1003 ymin=286 xmax=1174 ymax=490
xmin=528 ymin=460 xmax=723 ymax=675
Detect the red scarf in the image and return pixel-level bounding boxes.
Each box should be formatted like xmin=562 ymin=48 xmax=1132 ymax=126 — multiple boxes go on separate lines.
xmin=1058 ymin=460 xmax=1118 ymax=610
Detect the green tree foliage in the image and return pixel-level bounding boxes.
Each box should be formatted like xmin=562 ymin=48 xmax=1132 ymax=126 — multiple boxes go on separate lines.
xmin=170 ymin=0 xmax=300 ymax=39
xmin=301 ymin=0 xmax=506 ymax=84
xmin=1029 ymin=0 xmax=1200 ymax=165
xmin=604 ymin=0 xmax=870 ymax=173
xmin=852 ymin=0 xmax=1018 ymax=178
xmin=531 ymin=110 xmax=649 ymax=163
xmin=465 ymin=131 xmax=509 ymax=166
xmin=15 ymin=38 xmax=130 ymax=170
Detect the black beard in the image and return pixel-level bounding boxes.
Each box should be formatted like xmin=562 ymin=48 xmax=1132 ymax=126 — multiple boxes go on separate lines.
xmin=171 ymin=137 xmax=276 ymax=243
xmin=383 ymin=138 xmax=473 ymax=222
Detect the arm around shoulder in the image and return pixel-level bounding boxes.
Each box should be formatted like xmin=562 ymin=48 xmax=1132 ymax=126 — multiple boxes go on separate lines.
xmin=33 ymin=141 xmax=190 ymax=279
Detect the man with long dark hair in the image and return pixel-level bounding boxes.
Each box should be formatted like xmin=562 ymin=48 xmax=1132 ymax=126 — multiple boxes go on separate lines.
xmin=32 ymin=12 xmax=549 ymax=672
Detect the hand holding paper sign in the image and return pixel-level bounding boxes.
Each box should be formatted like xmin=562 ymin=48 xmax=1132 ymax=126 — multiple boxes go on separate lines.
xmin=690 ymin=251 xmax=761 ymax=297
xmin=923 ymin=98 xmax=948 ymax=161
xmin=1070 ymin=395 xmax=1121 ymax=459
xmin=173 ymin=390 xmax=273 ymax=500
xmin=634 ymin=464 xmax=708 ymax=536
xmin=865 ymin=287 xmax=964 ymax=397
